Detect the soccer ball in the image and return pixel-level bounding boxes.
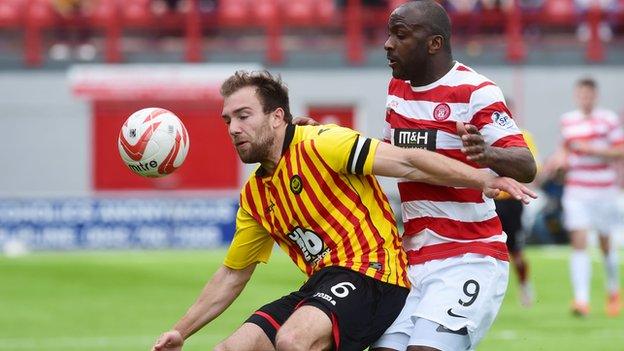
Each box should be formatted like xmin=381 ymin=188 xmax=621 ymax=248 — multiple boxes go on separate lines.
xmin=118 ymin=107 xmax=189 ymax=178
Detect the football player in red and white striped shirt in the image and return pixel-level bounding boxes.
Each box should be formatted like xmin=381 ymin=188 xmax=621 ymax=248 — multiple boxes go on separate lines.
xmin=372 ymin=2 xmax=536 ymax=351
xmin=559 ymin=78 xmax=624 ymax=317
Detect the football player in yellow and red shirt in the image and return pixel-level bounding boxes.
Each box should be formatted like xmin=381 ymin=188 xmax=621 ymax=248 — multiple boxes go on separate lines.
xmin=152 ymin=70 xmax=535 ymax=351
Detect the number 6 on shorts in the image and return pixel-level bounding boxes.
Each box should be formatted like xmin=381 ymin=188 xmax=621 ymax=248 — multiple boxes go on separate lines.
xmin=330 ymin=282 xmax=356 ymax=298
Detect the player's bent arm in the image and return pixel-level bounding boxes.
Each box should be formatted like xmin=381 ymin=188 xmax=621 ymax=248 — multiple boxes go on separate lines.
xmin=165 ymin=264 xmax=256 ymax=341
xmin=483 ymin=146 xmax=537 ymax=183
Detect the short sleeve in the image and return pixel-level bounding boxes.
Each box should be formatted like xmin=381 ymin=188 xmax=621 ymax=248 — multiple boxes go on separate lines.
xmin=311 ymin=125 xmax=380 ymax=175
xmin=223 ymin=207 xmax=274 ymax=269
xmin=468 ymin=84 xmax=527 ymax=148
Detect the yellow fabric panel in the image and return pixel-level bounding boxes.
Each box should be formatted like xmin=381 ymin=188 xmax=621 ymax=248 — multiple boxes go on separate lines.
xmin=223 ymin=206 xmax=274 ymax=270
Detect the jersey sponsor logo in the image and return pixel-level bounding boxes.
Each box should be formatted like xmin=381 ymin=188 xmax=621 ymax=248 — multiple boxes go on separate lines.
xmin=290 ymin=175 xmax=303 ymax=195
xmin=287 ymin=227 xmax=330 ymax=264
xmin=393 ymin=128 xmax=437 ymax=151
xmin=492 ymin=111 xmax=514 ymax=129
xmin=433 ymin=103 xmax=451 ymax=121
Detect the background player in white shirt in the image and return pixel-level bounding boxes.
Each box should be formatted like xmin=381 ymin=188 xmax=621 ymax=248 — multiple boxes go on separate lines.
xmin=372 ymin=1 xmax=537 ymax=351
xmin=559 ymin=78 xmax=624 ymax=317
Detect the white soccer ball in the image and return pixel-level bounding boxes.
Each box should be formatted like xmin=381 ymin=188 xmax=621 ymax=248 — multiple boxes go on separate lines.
xmin=118 ymin=107 xmax=190 ymax=178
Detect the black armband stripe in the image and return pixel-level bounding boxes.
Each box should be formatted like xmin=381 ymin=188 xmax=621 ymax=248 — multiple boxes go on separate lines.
xmin=354 ymin=138 xmax=372 ymax=174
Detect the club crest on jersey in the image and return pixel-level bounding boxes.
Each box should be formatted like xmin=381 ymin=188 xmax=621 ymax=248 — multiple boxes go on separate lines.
xmin=492 ymin=111 xmax=514 ymax=129
xmin=290 ymin=175 xmax=303 ymax=195
xmin=433 ymin=103 xmax=451 ymax=121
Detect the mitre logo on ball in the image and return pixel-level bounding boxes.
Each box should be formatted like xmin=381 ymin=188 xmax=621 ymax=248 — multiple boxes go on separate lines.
xmin=118 ymin=107 xmax=190 ymax=178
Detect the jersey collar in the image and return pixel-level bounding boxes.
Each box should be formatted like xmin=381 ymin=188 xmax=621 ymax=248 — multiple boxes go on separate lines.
xmin=409 ymin=61 xmax=460 ymax=92
xmin=282 ymin=123 xmax=296 ymax=155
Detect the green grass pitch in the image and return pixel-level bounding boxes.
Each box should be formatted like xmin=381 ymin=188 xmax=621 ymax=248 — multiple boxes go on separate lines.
xmin=1 ymin=247 xmax=623 ymax=350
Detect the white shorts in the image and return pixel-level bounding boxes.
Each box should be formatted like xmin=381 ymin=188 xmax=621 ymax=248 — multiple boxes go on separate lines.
xmin=372 ymin=253 xmax=509 ymax=351
xmin=562 ymin=195 xmax=619 ymax=235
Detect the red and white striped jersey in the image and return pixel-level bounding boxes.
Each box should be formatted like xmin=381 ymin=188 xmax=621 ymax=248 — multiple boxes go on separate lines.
xmin=383 ymin=61 xmax=528 ymax=265
xmin=560 ymin=108 xmax=624 ymax=198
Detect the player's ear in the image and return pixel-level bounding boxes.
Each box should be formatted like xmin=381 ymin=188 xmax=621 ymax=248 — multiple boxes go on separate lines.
xmin=428 ymin=34 xmax=443 ymax=54
xmin=271 ymin=107 xmax=286 ymax=127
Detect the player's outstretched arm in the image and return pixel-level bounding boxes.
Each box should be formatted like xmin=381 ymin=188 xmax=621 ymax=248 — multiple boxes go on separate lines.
xmin=152 ymin=264 xmax=257 ymax=351
xmin=372 ymin=141 xmax=536 ymax=203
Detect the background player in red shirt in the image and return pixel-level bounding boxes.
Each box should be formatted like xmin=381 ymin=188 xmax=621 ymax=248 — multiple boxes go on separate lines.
xmin=559 ymin=78 xmax=624 ymax=317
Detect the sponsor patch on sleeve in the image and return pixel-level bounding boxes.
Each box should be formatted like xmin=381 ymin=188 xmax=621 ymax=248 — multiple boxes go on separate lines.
xmin=492 ymin=111 xmax=515 ymax=129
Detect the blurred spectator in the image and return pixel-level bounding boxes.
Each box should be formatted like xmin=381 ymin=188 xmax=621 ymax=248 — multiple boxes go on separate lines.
xmin=151 ymin=0 xmax=215 ymax=15
xmin=51 ymin=0 xmax=98 ymax=19
xmin=480 ymin=0 xmax=507 ymax=10
xmin=444 ymin=0 xmax=479 ymax=12
xmin=151 ymin=0 xmax=186 ymax=15
xmin=575 ymin=0 xmax=616 ymax=41
xmin=335 ymin=0 xmax=386 ymax=8
xmin=49 ymin=0 xmax=98 ymax=61
xmin=518 ymin=0 xmax=545 ymax=9
xmin=440 ymin=0 xmax=480 ymax=37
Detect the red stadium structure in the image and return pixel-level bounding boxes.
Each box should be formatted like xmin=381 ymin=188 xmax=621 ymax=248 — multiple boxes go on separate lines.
xmin=1 ymin=0 xmax=621 ymax=67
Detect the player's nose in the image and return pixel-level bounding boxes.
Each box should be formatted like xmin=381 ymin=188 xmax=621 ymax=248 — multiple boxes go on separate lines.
xmin=228 ymin=119 xmax=242 ymax=136
xmin=384 ymin=36 xmax=395 ymax=52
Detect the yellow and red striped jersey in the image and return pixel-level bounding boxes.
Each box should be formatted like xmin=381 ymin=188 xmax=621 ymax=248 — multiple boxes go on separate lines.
xmin=224 ymin=124 xmax=409 ymax=288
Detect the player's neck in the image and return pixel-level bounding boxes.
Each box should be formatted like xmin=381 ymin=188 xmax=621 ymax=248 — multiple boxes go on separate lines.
xmin=260 ymin=125 xmax=288 ymax=175
xmin=580 ymin=107 xmax=594 ymax=116
xmin=410 ymin=58 xmax=455 ymax=87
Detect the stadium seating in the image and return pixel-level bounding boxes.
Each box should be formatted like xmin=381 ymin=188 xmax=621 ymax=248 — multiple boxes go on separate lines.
xmin=218 ymin=0 xmax=251 ymax=27
xmin=121 ymin=0 xmax=153 ymax=27
xmin=5 ymin=0 xmax=622 ymax=67
xmin=542 ymin=0 xmax=578 ymax=26
xmin=0 ymin=0 xmax=26 ymax=28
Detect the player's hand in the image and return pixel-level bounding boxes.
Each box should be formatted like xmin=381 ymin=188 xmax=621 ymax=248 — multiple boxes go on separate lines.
xmin=152 ymin=330 xmax=183 ymax=351
xmin=292 ymin=116 xmax=320 ymax=126
xmin=457 ymin=121 xmax=492 ymax=165
xmin=483 ymin=176 xmax=537 ymax=204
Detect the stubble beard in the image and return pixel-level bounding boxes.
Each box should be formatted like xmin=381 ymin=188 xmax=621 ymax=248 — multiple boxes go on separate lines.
xmin=238 ymin=130 xmax=275 ymax=164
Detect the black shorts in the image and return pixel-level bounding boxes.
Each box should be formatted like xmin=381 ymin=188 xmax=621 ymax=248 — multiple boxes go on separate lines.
xmin=495 ymin=199 xmax=525 ymax=253
xmin=245 ymin=266 xmax=409 ymax=351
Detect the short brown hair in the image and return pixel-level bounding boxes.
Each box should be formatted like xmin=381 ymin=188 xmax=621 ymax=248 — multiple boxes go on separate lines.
xmin=577 ymin=77 xmax=597 ymax=89
xmin=220 ymin=70 xmax=293 ymax=123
